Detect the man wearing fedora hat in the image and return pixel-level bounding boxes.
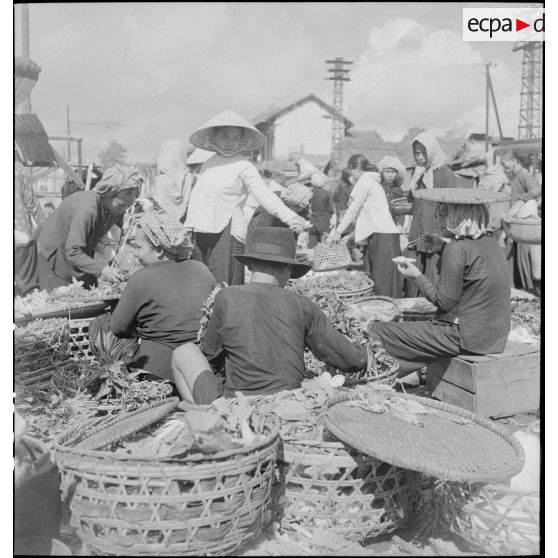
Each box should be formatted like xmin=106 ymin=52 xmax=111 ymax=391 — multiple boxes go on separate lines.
xmin=171 ymin=227 xmax=367 ymax=404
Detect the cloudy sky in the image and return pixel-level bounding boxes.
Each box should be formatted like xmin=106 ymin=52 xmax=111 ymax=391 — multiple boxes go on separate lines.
xmin=14 ymin=2 xmax=536 ymax=163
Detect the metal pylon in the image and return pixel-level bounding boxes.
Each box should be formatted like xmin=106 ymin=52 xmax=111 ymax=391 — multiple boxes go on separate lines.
xmin=513 ymin=41 xmax=543 ymax=139
xmin=325 ymin=58 xmax=352 ymax=172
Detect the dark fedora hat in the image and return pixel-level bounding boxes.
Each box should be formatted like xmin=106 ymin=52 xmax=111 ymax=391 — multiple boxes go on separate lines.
xmin=235 ymin=226 xmax=311 ymax=279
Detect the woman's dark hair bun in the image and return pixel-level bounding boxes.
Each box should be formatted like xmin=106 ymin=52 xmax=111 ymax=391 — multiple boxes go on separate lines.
xmin=347 ymin=153 xmax=377 ymax=172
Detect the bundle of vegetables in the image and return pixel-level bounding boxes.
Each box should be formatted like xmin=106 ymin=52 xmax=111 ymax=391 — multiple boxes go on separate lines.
xmin=16 ymin=362 xmax=173 ymax=445
xmin=257 ymin=374 xmax=345 ymax=441
xmin=291 ymin=271 xmax=372 ymax=294
xmin=15 ymin=317 xmax=69 ymax=348
xmin=100 ymin=392 xmax=263 ymax=459
xmin=15 ymin=278 xmax=126 ymax=317
xmin=87 ymin=362 xmax=174 ymax=413
xmin=510 ymin=299 xmax=540 ymax=343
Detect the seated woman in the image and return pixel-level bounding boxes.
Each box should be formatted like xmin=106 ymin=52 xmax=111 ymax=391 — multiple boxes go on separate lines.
xmin=89 ymin=212 xmax=217 ymax=381
xmin=37 ymin=165 xmax=142 ymax=291
xmin=368 ymin=188 xmax=512 ymax=377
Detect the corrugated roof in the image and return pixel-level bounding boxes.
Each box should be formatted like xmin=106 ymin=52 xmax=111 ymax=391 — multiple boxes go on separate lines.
xmin=251 ymin=93 xmax=354 ymax=130
xmin=15 ymin=113 xmax=56 ymax=167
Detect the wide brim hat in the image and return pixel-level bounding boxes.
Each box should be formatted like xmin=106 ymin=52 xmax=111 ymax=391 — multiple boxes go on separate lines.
xmin=413 ymin=188 xmax=511 ymax=204
xmin=234 ymin=226 xmax=312 ymax=279
xmin=186 ymin=147 xmax=214 ymax=166
xmin=189 ymin=110 xmax=264 ymax=155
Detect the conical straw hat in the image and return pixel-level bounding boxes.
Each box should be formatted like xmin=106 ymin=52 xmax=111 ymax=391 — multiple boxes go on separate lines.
xmin=189 ymin=110 xmax=264 ymax=155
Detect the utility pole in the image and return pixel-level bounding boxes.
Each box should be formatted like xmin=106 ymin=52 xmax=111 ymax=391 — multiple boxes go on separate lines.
xmin=21 ymin=4 xmax=32 ymax=113
xmin=513 ymin=41 xmax=543 ymax=139
xmin=325 ymin=57 xmax=352 ymax=173
xmin=487 ymin=65 xmax=503 ymax=140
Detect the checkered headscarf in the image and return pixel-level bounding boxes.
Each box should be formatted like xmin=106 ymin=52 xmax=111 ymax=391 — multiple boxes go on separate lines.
xmin=137 ymin=212 xmax=193 ymax=260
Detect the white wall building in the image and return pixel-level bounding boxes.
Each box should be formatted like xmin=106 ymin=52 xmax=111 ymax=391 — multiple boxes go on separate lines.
xmin=252 ymin=94 xmax=353 ymax=162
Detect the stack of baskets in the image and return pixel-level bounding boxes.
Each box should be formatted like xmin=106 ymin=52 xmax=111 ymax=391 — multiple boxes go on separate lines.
xmin=276 ymin=437 xmax=423 ymax=541
xmin=53 ymin=407 xmax=281 ymax=556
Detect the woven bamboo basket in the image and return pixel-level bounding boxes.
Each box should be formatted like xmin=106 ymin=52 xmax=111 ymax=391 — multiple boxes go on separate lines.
xmin=68 ymin=318 xmax=98 ymax=364
xmin=436 ymin=481 xmax=540 ymax=555
xmin=389 ymin=197 xmax=414 ymax=216
xmin=275 ymin=437 xmax=422 ymax=541
xmin=312 ymin=241 xmax=353 ymax=272
xmin=347 ymin=295 xmax=400 ymax=323
xmin=337 ymin=277 xmax=375 ymax=302
xmin=53 ymin=412 xmax=280 ymax=556
xmin=507 ymin=217 xmax=542 ymax=245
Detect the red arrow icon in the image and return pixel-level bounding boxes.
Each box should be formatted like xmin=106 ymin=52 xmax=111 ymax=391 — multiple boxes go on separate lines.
xmin=516 ymin=19 xmax=530 ymax=32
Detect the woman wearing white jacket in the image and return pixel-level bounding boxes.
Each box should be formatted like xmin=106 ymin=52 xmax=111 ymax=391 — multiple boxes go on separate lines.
xmin=327 ymin=154 xmax=402 ymax=298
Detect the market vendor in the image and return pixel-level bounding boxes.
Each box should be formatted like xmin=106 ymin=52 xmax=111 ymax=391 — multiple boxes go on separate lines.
xmin=36 ymin=165 xmax=142 ymax=292
xmin=89 ymin=212 xmax=217 ymax=381
xmin=326 ymin=154 xmax=402 ymax=298
xmin=184 ymin=109 xmax=309 ymax=285
xmin=404 ymin=132 xmax=457 ymax=297
xmin=367 ymin=189 xmax=511 ymax=376
xmin=171 ymin=226 xmax=368 ymax=404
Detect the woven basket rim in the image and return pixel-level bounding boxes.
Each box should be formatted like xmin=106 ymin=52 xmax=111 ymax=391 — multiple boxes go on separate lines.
xmin=53 ymin=410 xmax=280 ymax=464
xmin=323 ymin=391 xmax=525 ymax=483
xmin=15 ymin=300 xmax=109 ymax=323
xmin=506 ymin=216 xmax=542 ymax=225
xmin=413 ymin=188 xmax=511 ymax=204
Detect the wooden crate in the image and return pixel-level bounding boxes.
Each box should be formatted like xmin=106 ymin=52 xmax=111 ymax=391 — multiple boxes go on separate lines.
xmin=426 ymin=341 xmax=540 ymax=418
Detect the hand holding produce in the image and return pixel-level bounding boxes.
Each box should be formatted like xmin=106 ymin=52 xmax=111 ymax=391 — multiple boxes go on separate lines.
xmin=396 ymin=261 xmax=422 ymax=279
xmin=289 ymin=215 xmax=311 ymax=234
xmin=101 ymin=264 xmax=124 ymax=283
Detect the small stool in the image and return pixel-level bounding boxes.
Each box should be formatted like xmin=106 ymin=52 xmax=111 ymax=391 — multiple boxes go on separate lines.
xmin=426 ymin=341 xmax=540 ymax=418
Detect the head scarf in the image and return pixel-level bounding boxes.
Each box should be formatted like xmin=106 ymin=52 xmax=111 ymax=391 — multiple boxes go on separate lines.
xmin=378 ymin=156 xmax=407 ymax=187
xmin=153 ymin=140 xmax=191 ymax=221
xmin=95 ymin=165 xmax=143 ymax=197
xmin=478 ymin=165 xmax=509 ymax=192
xmin=408 ymin=132 xmax=447 ymax=191
xmin=137 ymin=212 xmax=194 ymax=260
xmin=281 ymin=183 xmax=313 ymax=209
xmin=445 ymin=203 xmax=490 ymax=240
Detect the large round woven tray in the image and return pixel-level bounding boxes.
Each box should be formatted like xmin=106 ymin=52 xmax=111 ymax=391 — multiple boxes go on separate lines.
xmin=413 ymin=188 xmax=511 ymax=204
xmin=276 ymin=437 xmax=422 ymax=541
xmin=436 ymin=481 xmax=540 ymax=555
xmin=395 ymin=297 xmax=438 ymax=322
xmin=53 ymin=411 xmax=280 ymax=556
xmin=323 ymin=392 xmax=524 ymax=483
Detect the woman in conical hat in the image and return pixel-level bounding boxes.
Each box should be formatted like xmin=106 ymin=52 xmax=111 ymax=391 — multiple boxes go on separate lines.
xmin=185 ymin=110 xmax=309 ymax=285
xmin=405 ymin=132 xmax=457 ymax=297
xmin=367 ymin=188 xmax=512 ymax=378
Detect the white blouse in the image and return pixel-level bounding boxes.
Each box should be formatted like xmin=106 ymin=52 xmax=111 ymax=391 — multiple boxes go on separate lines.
xmin=337 ymin=172 xmax=399 ymax=243
xmin=185 ymin=154 xmax=298 ymax=242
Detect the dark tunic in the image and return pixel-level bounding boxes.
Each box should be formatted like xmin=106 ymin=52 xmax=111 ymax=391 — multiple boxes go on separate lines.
xmin=369 ymin=235 xmax=511 ymax=374
xmin=405 ymin=165 xmax=456 ymax=297
xmin=37 ymin=190 xmax=120 ymax=288
xmin=110 ymin=259 xmax=217 ymax=379
xmin=202 ymin=283 xmax=367 ymax=395
xmin=509 ymin=168 xmax=541 ymax=203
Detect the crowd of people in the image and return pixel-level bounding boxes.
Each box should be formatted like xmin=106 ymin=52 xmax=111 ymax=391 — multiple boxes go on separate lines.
xmin=15 ymin=55 xmax=541 ymax=405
